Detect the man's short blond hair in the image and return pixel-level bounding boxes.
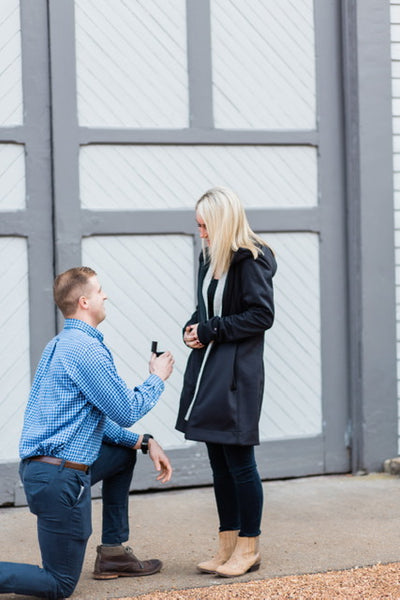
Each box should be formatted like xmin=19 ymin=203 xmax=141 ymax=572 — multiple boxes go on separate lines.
xmin=53 ymin=266 xmax=97 ymax=317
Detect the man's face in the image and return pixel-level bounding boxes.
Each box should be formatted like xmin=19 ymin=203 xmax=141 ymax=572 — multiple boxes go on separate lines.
xmin=84 ymin=275 xmax=108 ymax=326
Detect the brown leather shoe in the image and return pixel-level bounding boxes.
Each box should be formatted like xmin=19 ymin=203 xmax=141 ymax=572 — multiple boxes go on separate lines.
xmin=93 ymin=545 xmax=162 ymax=579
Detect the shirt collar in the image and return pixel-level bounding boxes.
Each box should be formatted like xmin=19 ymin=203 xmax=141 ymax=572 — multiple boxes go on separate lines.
xmin=64 ymin=318 xmax=104 ymax=342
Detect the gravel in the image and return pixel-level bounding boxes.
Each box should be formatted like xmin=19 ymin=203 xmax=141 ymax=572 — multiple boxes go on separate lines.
xmin=115 ymin=563 xmax=400 ymax=600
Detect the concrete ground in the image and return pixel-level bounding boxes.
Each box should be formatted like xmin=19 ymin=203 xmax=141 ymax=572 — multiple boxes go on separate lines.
xmin=0 ymin=473 xmax=400 ymax=599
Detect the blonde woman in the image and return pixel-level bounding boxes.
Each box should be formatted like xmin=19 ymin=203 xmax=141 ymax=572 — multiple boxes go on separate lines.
xmin=176 ymin=187 xmax=277 ymax=577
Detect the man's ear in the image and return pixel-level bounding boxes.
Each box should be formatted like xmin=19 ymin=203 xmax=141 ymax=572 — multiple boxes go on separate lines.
xmin=77 ymin=295 xmax=89 ymax=310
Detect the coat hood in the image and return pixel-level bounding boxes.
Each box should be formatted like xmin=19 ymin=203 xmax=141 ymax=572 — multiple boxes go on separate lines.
xmin=231 ymin=245 xmax=277 ymax=276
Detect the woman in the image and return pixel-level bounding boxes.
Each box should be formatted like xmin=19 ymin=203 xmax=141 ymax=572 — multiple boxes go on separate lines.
xmin=176 ymin=187 xmax=277 ymax=577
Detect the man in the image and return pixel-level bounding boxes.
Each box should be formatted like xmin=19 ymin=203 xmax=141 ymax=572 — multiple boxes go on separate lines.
xmin=0 ymin=266 xmax=174 ymax=599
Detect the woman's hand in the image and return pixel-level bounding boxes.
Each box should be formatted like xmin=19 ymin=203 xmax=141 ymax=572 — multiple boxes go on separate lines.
xmin=183 ymin=324 xmax=205 ymax=349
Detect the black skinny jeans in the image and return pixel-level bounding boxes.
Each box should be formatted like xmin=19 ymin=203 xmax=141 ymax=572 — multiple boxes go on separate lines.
xmin=206 ymin=442 xmax=263 ymax=537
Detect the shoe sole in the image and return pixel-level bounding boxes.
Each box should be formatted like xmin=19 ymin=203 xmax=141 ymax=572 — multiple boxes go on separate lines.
xmin=197 ymin=567 xmax=218 ymax=574
xmin=93 ymin=567 xmax=162 ymax=579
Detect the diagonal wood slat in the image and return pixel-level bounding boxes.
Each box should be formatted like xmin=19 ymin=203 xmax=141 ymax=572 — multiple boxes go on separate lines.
xmin=79 ymin=144 xmax=317 ymax=210
xmin=83 ymin=231 xmax=322 ymax=446
xmin=0 ymin=144 xmax=25 ymax=210
xmin=0 ymin=0 xmax=23 ymax=125
xmin=210 ymin=0 xmax=316 ymax=129
xmin=260 ymin=232 xmax=322 ymax=439
xmin=0 ymin=238 xmax=31 ymax=461
xmin=75 ymin=0 xmax=189 ymax=127
xmin=82 ymin=234 xmax=195 ymax=448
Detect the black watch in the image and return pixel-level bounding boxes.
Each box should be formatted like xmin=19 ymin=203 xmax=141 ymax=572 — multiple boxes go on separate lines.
xmin=140 ymin=433 xmax=154 ymax=454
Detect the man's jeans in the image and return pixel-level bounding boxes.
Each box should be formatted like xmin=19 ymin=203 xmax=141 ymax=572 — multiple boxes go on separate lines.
xmin=0 ymin=443 xmax=136 ymax=599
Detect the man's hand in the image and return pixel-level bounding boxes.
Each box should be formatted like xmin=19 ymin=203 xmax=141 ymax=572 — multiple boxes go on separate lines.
xmin=149 ymin=351 xmax=174 ymax=381
xmin=148 ymin=438 xmax=172 ymax=483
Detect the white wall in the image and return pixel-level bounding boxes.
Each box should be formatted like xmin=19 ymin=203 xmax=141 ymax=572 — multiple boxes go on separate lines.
xmin=76 ymin=0 xmax=322 ymax=449
xmin=0 ymin=1 xmax=31 ymax=462
xmin=390 ymin=0 xmax=400 ymax=448
xmin=82 ymin=231 xmax=322 ymax=450
xmin=0 ymin=0 xmax=322 ymax=463
xmin=0 ymin=0 xmax=23 ymax=126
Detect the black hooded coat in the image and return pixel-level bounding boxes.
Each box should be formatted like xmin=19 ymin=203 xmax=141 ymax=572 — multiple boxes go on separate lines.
xmin=175 ymin=245 xmax=277 ymax=446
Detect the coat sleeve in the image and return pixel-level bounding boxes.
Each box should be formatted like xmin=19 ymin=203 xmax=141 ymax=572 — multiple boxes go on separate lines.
xmin=197 ymin=253 xmax=275 ymax=344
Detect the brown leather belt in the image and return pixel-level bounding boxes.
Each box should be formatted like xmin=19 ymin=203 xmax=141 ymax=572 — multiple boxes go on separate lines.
xmin=29 ymin=455 xmax=89 ymax=473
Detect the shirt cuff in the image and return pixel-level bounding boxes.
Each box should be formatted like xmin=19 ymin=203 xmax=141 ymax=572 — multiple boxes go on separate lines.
xmin=120 ymin=430 xmax=140 ymax=448
xmin=145 ymin=373 xmax=165 ymax=392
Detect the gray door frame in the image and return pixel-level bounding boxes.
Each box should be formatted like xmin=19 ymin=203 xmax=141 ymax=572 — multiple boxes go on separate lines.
xmin=1 ymin=0 xmax=55 ymax=373
xmin=42 ymin=0 xmax=398 ymax=492
xmin=46 ymin=0 xmax=354 ymax=486
xmin=0 ymin=0 xmax=397 ymax=506
xmin=341 ymin=0 xmax=397 ymax=472
xmin=0 ymin=0 xmax=55 ymax=505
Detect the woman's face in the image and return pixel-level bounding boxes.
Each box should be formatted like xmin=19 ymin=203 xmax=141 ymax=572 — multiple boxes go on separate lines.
xmin=196 ymin=211 xmax=210 ymax=246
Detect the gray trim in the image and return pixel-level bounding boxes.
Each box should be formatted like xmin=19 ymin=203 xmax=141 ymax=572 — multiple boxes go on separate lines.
xmin=48 ymin=0 xmax=82 ymax=274
xmin=0 ymin=214 xmax=30 ymax=235
xmin=186 ymin=0 xmax=214 ymax=128
xmin=0 ymin=129 xmax=25 ymax=143
xmin=20 ymin=0 xmax=55 ymax=372
xmin=341 ymin=0 xmax=363 ymax=473
xmin=257 ymin=437 xmax=325 ymax=479
xmin=249 ymin=208 xmax=320 ymax=233
xmin=81 ymin=209 xmax=197 ymax=236
xmin=342 ymin=0 xmax=397 ymax=472
xmin=79 ymin=128 xmax=318 ymax=146
xmin=81 ymin=208 xmax=321 ymax=236
xmin=131 ymin=437 xmax=325 ymax=492
xmin=1 ymin=437 xmax=325 ymax=507
xmin=314 ymin=1 xmax=350 ymax=472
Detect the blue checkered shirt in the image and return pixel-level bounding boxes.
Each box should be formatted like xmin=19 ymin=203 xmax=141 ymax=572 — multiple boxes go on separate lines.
xmin=19 ymin=319 xmax=164 ymax=465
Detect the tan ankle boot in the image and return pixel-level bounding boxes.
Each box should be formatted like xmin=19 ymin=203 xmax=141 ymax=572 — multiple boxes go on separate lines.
xmin=215 ymin=535 xmax=261 ymax=577
xmin=197 ymin=530 xmax=239 ymax=573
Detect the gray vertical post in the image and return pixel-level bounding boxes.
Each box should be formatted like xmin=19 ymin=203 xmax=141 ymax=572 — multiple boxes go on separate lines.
xmin=315 ymin=1 xmax=350 ymax=472
xmin=341 ymin=0 xmax=363 ymax=474
xmin=342 ymin=0 xmax=397 ymax=471
xmin=186 ymin=0 xmax=213 ymax=289
xmin=186 ymin=0 xmax=214 ymax=129
xmin=20 ymin=0 xmax=55 ymax=371
xmin=48 ymin=0 xmax=82 ymax=277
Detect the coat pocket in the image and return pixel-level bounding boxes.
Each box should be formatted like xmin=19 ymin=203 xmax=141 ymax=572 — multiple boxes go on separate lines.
xmin=230 ymin=344 xmax=238 ymax=391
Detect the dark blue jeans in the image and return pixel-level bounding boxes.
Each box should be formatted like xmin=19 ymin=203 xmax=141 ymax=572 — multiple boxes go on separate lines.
xmin=206 ymin=442 xmax=263 ymax=537
xmin=0 ymin=443 xmax=136 ymax=599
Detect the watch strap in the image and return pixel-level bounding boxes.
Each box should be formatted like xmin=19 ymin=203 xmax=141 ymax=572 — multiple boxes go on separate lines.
xmin=141 ymin=433 xmax=154 ymax=454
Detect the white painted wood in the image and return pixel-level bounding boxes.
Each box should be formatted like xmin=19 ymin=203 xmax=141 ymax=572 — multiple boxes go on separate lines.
xmin=210 ymin=0 xmax=316 ymax=129
xmin=391 ymin=0 xmax=400 ymax=450
xmin=82 ymin=231 xmax=321 ymax=448
xmin=75 ymin=0 xmax=189 ymax=128
xmin=0 ymin=144 xmax=25 ymax=210
xmin=0 ymin=238 xmax=30 ymax=461
xmin=260 ymin=232 xmax=322 ymax=439
xmin=80 ymin=144 xmax=318 ymax=210
xmin=0 ymin=0 xmax=23 ymax=125
xmin=82 ymin=234 xmax=196 ymax=449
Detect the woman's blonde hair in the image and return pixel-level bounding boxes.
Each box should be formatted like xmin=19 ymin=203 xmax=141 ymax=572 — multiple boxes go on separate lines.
xmin=196 ymin=186 xmax=268 ymax=278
